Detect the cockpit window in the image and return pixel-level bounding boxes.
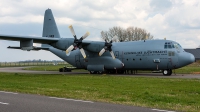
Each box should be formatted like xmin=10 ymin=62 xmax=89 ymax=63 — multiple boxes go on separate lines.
xmin=164 ymin=42 xmax=183 ymax=50
xmin=174 ymin=44 xmax=180 ymax=49
xmin=173 ymin=43 xmax=185 ymax=52
xmin=168 ymin=45 xmax=172 ymax=48
xmin=164 ymin=42 xmax=174 ymax=49
xmin=164 ymin=45 xmax=167 ymax=49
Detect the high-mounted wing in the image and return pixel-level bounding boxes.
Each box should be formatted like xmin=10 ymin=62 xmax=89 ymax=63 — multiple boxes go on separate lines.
xmin=0 ymin=34 xmax=59 ymax=43
xmin=0 ymin=34 xmax=59 ymax=51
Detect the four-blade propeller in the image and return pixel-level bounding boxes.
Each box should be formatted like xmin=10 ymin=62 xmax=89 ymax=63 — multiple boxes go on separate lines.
xmin=66 ymin=25 xmax=90 ymax=58
xmin=99 ymin=32 xmax=116 ymax=59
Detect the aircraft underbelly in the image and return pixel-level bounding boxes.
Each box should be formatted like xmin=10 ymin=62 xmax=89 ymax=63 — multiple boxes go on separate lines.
xmin=82 ymin=57 xmax=123 ymax=69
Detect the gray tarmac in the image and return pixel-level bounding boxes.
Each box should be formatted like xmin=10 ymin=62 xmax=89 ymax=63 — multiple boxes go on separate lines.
xmin=0 ymin=91 xmax=174 ymax=112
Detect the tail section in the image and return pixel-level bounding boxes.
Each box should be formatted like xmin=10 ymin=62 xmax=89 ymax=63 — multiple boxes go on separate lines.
xmin=42 ymin=9 xmax=60 ymax=48
xmin=42 ymin=9 xmax=60 ymax=38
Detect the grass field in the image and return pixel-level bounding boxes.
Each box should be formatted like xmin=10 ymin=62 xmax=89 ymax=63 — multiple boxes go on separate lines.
xmin=0 ymin=72 xmax=200 ymax=112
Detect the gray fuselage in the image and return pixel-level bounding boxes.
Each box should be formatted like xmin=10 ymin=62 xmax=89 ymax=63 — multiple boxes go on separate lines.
xmin=48 ymin=39 xmax=195 ymax=71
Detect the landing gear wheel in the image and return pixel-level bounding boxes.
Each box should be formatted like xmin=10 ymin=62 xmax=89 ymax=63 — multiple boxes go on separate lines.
xmin=162 ymin=69 xmax=172 ymax=76
xmin=90 ymin=71 xmax=99 ymax=74
xmin=90 ymin=71 xmax=96 ymax=74
xmin=98 ymin=71 xmax=103 ymax=74
xmin=59 ymin=68 xmax=63 ymax=72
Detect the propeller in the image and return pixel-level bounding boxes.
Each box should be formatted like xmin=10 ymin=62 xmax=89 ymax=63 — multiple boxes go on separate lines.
xmin=99 ymin=32 xmax=116 ymax=59
xmin=66 ymin=25 xmax=90 ymax=58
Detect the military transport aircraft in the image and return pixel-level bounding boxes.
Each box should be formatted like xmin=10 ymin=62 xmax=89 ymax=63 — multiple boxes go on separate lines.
xmin=0 ymin=9 xmax=195 ymax=76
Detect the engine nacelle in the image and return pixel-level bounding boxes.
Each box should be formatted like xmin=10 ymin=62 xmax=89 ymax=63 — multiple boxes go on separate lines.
xmin=85 ymin=42 xmax=104 ymax=52
xmin=20 ymin=39 xmax=33 ymax=51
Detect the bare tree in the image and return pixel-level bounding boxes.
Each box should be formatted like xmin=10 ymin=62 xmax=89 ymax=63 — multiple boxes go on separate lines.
xmin=101 ymin=26 xmax=153 ymax=42
xmin=101 ymin=26 xmax=126 ymax=42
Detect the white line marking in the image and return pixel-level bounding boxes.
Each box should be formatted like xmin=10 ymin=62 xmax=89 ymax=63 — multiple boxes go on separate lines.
xmin=152 ymin=109 xmax=175 ymax=112
xmin=0 ymin=91 xmax=18 ymax=94
xmin=49 ymin=97 xmax=94 ymax=103
xmin=0 ymin=102 xmax=9 ymax=105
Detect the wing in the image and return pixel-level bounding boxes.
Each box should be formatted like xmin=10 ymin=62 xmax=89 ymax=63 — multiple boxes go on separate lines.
xmin=0 ymin=34 xmax=59 ymax=43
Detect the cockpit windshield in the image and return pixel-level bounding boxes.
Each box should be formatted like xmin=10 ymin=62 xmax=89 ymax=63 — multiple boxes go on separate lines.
xmin=174 ymin=43 xmax=182 ymax=49
xmin=164 ymin=42 xmax=184 ymax=52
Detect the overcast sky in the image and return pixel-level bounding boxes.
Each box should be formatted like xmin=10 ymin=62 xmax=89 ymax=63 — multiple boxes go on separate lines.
xmin=0 ymin=0 xmax=200 ymax=62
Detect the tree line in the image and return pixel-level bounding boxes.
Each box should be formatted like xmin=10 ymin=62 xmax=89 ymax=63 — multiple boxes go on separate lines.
xmin=101 ymin=26 xmax=153 ymax=42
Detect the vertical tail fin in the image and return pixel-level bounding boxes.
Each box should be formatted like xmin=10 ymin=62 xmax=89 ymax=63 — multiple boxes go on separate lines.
xmin=42 ymin=9 xmax=60 ymax=48
xmin=42 ymin=9 xmax=60 ymax=38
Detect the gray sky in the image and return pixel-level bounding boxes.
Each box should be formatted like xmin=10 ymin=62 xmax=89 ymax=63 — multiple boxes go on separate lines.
xmin=0 ymin=0 xmax=200 ymax=62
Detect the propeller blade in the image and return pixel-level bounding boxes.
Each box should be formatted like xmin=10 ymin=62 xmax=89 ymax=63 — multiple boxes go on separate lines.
xmin=66 ymin=45 xmax=74 ymax=54
xmin=81 ymin=32 xmax=90 ymax=40
xmin=69 ymin=25 xmax=76 ymax=37
xmin=110 ymin=51 xmax=115 ymax=59
xmin=99 ymin=48 xmax=106 ymax=56
xmin=80 ymin=48 xmax=86 ymax=58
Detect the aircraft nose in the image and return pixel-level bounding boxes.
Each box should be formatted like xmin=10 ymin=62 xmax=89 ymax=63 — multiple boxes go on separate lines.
xmin=189 ymin=53 xmax=195 ymax=63
xmin=179 ymin=52 xmax=195 ymax=67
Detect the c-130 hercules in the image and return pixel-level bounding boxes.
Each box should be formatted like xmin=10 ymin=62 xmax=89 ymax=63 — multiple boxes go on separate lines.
xmin=0 ymin=9 xmax=195 ymax=76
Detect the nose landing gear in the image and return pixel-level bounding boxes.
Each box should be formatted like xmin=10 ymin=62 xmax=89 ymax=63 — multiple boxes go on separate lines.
xmin=162 ymin=69 xmax=172 ymax=76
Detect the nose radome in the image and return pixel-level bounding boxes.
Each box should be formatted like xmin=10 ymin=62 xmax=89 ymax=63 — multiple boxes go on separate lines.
xmin=178 ymin=52 xmax=195 ymax=67
xmin=189 ymin=53 xmax=195 ymax=63
xmin=184 ymin=53 xmax=195 ymax=65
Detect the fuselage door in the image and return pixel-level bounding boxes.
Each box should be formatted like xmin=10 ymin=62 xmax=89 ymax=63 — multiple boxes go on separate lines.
xmin=167 ymin=51 xmax=178 ymax=69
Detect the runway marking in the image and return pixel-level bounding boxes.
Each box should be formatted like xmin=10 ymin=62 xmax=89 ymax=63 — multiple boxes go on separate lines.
xmin=0 ymin=102 xmax=9 ymax=105
xmin=49 ymin=97 xmax=94 ymax=103
xmin=152 ymin=109 xmax=175 ymax=112
xmin=0 ymin=91 xmax=18 ymax=95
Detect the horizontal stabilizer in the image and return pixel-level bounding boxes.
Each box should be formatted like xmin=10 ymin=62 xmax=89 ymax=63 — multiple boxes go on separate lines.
xmin=7 ymin=46 xmax=21 ymax=49
xmin=7 ymin=46 xmax=49 ymax=51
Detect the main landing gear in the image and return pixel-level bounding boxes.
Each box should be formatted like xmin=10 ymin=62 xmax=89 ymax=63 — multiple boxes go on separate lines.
xmin=89 ymin=69 xmax=125 ymax=74
xmin=162 ymin=69 xmax=172 ymax=76
xmin=59 ymin=67 xmax=72 ymax=72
